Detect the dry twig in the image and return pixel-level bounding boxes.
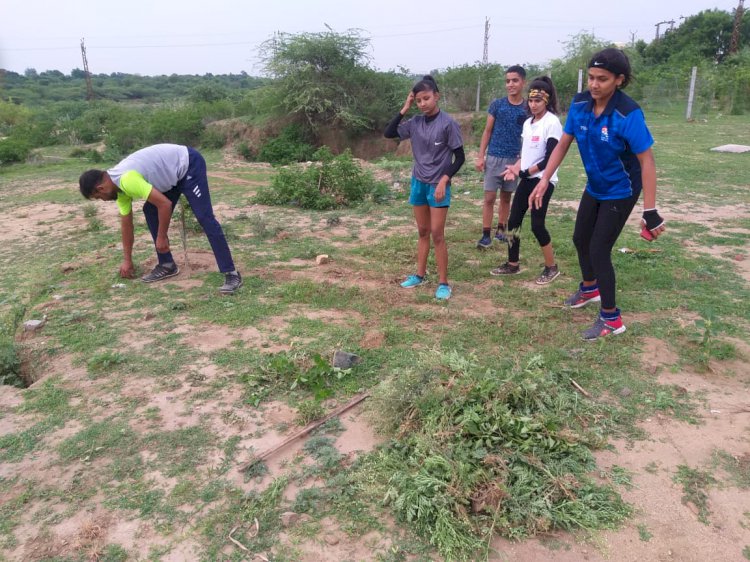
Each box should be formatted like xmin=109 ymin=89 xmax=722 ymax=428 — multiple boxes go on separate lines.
xmin=570 ymin=378 xmax=591 ymax=398
xmin=228 ymin=526 xmax=249 ymax=552
xmin=239 ymin=392 xmax=370 ymax=472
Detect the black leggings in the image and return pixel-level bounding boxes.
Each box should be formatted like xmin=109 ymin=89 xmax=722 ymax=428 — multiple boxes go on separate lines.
xmin=507 ymin=177 xmax=555 ymax=263
xmin=573 ymin=190 xmax=639 ymax=309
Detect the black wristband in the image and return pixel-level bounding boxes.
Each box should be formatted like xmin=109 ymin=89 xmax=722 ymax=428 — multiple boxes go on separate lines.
xmin=642 ymin=209 xmax=664 ymax=230
xmin=519 ymin=169 xmax=530 ymax=179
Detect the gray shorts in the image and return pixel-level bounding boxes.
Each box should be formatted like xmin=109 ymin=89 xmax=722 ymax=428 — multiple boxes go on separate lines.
xmin=484 ymin=155 xmax=519 ymax=193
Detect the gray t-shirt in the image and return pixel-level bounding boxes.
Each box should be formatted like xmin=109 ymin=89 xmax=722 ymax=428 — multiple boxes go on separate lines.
xmin=108 ymin=144 xmax=189 ymax=193
xmin=397 ymin=111 xmax=463 ymax=185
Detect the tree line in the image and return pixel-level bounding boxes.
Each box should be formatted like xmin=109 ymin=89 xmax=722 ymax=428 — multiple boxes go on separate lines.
xmin=0 ymin=8 xmax=747 ymax=165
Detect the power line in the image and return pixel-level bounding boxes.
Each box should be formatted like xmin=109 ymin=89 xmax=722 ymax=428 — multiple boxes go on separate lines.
xmin=0 ymin=24 xmax=483 ymax=53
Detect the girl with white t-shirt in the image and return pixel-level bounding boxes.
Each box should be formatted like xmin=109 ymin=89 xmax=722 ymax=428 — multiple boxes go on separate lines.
xmin=490 ymin=76 xmax=563 ymax=285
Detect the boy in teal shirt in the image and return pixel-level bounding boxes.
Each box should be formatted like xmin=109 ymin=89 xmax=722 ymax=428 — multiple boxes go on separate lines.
xmin=79 ymin=143 xmax=242 ymax=294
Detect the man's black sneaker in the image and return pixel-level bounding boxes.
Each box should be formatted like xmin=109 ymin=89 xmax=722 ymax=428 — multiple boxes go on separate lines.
xmin=142 ymin=263 xmax=179 ymax=283
xmin=220 ymin=272 xmax=243 ymax=294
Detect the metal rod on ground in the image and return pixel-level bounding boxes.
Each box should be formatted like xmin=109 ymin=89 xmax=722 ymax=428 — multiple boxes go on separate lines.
xmin=179 ymin=197 xmax=190 ymax=274
xmin=239 ymin=392 xmax=370 ymax=472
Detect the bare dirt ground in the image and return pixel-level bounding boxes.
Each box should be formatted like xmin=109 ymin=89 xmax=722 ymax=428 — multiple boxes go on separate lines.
xmin=1 ymin=162 xmax=749 ymax=562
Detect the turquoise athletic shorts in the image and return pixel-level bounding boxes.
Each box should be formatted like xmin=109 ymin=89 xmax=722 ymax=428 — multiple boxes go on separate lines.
xmin=408 ymin=177 xmax=451 ymax=208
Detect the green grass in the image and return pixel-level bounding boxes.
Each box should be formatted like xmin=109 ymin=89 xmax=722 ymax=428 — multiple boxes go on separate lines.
xmin=0 ymin=114 xmax=749 ymax=560
xmin=637 ymin=523 xmax=653 ymax=542
xmin=673 ymin=465 xmax=717 ymax=525
xmin=713 ymin=449 xmax=750 ymax=489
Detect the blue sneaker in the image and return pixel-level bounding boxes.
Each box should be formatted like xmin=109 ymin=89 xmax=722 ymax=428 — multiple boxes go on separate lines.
xmin=494 ymin=229 xmax=507 ymax=243
xmin=401 ymin=274 xmax=425 ymax=288
xmin=435 ymin=284 xmax=452 ymax=300
xmin=476 ymin=235 xmax=492 ymax=249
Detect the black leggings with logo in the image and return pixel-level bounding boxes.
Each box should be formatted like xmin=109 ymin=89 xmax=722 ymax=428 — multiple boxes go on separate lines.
xmin=573 ymin=189 xmax=640 ymax=310
xmin=507 ymin=177 xmax=555 ymax=263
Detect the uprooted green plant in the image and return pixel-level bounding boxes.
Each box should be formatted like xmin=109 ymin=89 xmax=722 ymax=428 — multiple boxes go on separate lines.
xmin=290 ymin=352 xmax=351 ymax=401
xmin=373 ymin=351 xmax=631 ymax=561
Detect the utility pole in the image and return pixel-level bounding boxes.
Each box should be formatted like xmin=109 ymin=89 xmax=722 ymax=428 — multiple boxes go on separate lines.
xmin=80 ymin=38 xmax=94 ymax=101
xmin=629 ymin=30 xmax=637 ymax=48
xmin=730 ymin=0 xmax=745 ymax=54
xmin=475 ymin=17 xmax=490 ymax=112
xmin=654 ymin=20 xmax=671 ymax=40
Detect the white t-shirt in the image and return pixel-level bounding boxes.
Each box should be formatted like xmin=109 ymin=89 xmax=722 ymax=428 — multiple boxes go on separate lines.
xmin=520 ymin=111 xmax=563 ymax=184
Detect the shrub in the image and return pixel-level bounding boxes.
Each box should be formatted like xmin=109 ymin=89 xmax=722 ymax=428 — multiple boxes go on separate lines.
xmin=256 ymin=125 xmax=315 ymax=165
xmin=253 ymin=146 xmax=388 ymax=210
xmin=0 ymin=306 xmax=24 ymax=387
xmin=69 ymin=148 xmax=103 ymax=162
xmin=199 ymin=127 xmax=227 ymax=149
xmin=236 ymin=141 xmax=254 ymax=161
xmin=148 ymin=106 xmax=204 ymax=146
xmin=106 ymin=112 xmax=149 ymax=153
xmin=0 ymin=138 xmax=31 ymax=164
xmin=0 ymin=338 xmax=22 ymax=387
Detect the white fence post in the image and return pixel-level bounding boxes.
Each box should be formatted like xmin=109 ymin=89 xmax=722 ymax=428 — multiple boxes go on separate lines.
xmin=686 ymin=66 xmax=698 ymax=120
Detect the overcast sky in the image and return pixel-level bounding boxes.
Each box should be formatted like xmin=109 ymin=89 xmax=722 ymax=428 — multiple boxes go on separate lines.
xmin=0 ymin=0 xmax=740 ymax=76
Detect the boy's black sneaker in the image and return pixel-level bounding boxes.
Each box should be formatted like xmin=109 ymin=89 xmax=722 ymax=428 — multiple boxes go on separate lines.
xmin=142 ymin=263 xmax=179 ymax=283
xmin=490 ymin=262 xmax=521 ymax=276
xmin=220 ymin=272 xmax=243 ymax=294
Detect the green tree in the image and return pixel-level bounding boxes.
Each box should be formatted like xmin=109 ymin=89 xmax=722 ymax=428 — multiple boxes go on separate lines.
xmin=259 ymin=29 xmax=409 ymax=134
xmin=548 ymin=32 xmax=611 ymax=109
xmin=435 ymin=63 xmax=503 ymax=112
xmin=189 ymin=83 xmax=230 ymax=103
xmin=0 ymin=100 xmax=32 ymax=133
xmin=642 ymin=9 xmax=748 ymax=65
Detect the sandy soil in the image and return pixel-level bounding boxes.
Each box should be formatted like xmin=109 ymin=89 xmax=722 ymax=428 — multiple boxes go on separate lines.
xmin=1 ymin=163 xmax=748 ymax=562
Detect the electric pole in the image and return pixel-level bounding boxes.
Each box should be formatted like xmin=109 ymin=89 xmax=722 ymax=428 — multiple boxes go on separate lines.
xmin=730 ymin=0 xmax=745 ymax=54
xmin=654 ymin=20 xmax=671 ymax=40
xmin=475 ymin=17 xmax=490 ymax=112
xmin=80 ymin=38 xmax=94 ymax=101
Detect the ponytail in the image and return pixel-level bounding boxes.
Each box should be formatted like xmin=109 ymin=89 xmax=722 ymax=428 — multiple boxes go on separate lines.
xmin=528 ymin=76 xmax=559 ymax=115
xmin=412 ymin=75 xmax=439 ymax=95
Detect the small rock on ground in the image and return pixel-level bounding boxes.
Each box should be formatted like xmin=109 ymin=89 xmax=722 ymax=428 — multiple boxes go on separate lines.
xmin=333 ymin=350 xmax=361 ymax=369
xmin=280 ymin=511 xmax=299 ymax=527
xmin=23 ymin=319 xmax=46 ymax=331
